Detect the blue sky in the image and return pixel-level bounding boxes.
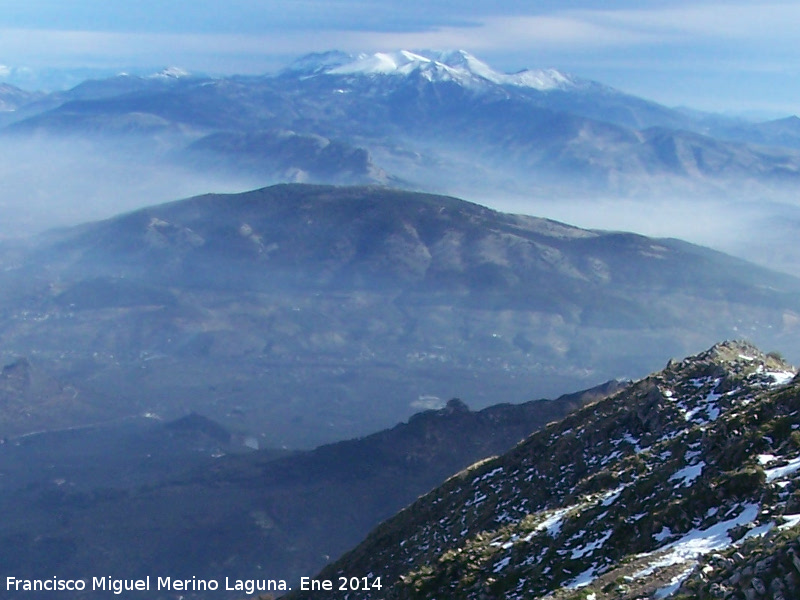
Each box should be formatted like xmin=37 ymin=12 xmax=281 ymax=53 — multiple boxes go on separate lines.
xmin=1 ymin=1 xmax=799 ymax=116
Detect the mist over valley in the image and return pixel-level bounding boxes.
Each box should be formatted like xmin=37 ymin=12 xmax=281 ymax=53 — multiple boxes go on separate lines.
xmin=3 ymin=51 xmax=800 ymax=275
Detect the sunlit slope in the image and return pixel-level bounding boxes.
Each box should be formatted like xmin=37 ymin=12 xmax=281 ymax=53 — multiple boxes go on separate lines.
xmin=290 ymin=341 xmax=800 ymax=599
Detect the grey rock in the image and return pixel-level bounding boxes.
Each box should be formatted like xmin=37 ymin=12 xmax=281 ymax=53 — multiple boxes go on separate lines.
xmin=751 ymin=577 xmax=766 ymax=595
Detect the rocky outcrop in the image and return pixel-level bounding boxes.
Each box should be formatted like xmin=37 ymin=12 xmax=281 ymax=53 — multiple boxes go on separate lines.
xmin=287 ymin=341 xmax=800 ymax=600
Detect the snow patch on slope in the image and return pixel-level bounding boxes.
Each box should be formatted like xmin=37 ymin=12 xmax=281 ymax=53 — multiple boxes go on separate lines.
xmin=765 ymin=455 xmax=800 ymax=482
xmin=634 ymin=503 xmax=760 ymax=578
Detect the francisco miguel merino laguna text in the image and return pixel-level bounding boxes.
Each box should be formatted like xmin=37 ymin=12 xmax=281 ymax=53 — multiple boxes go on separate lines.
xmin=6 ymin=576 xmax=290 ymax=595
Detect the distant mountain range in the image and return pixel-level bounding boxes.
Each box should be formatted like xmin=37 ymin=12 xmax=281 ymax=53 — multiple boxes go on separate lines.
xmin=1 ymin=184 xmax=799 ymax=449
xmin=3 ymin=49 xmax=800 ymax=196
xmin=3 ymin=50 xmax=800 ymax=276
xmin=290 ymin=341 xmax=800 ymax=600
xmin=0 ymin=65 xmax=171 ymax=96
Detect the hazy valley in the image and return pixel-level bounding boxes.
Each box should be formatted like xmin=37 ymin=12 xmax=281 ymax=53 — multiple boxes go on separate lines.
xmin=2 ymin=184 xmax=800 ymax=448
xmin=0 ymin=382 xmax=623 ymax=597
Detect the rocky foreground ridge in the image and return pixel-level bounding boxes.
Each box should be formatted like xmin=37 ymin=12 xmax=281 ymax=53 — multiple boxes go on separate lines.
xmin=287 ymin=341 xmax=800 ymax=600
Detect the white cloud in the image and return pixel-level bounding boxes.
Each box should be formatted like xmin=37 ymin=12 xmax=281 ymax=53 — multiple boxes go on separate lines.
xmin=348 ymin=2 xmax=800 ymax=53
xmin=579 ymin=2 xmax=800 ymax=39
xmin=347 ymin=15 xmax=661 ymax=53
xmin=1 ymin=2 xmax=798 ymax=70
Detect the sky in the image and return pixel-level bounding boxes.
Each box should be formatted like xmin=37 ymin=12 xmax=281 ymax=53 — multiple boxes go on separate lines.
xmin=0 ymin=1 xmax=799 ymax=115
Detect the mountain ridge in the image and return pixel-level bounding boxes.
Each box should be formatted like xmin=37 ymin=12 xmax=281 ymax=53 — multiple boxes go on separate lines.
xmin=0 ymin=379 xmax=626 ymax=596
xmin=289 ymin=49 xmax=581 ymax=93
xmin=289 ymin=340 xmax=800 ymax=599
xmin=3 ymin=184 xmax=800 ymax=447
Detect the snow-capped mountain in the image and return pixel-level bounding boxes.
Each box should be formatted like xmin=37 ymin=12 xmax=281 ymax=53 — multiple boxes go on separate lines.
xmin=289 ymin=341 xmax=800 ymax=600
xmin=295 ymin=49 xmax=579 ymax=92
xmin=148 ymin=66 xmax=192 ymax=80
xmin=7 ymin=49 xmax=800 ymax=202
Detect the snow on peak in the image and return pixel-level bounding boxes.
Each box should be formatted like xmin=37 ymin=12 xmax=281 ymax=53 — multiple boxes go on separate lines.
xmin=150 ymin=67 xmax=191 ymax=80
xmin=329 ymin=50 xmax=434 ymax=76
xmin=505 ymin=68 xmax=574 ymax=90
xmin=301 ymin=49 xmax=577 ymax=91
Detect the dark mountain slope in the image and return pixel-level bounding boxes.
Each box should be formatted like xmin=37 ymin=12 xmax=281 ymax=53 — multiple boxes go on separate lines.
xmin=291 ymin=341 xmax=800 ymax=600
xmin=186 ymin=129 xmax=392 ymax=185
xmin=0 ymin=381 xmax=624 ymax=596
xmin=33 ymin=184 xmax=800 ymax=299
